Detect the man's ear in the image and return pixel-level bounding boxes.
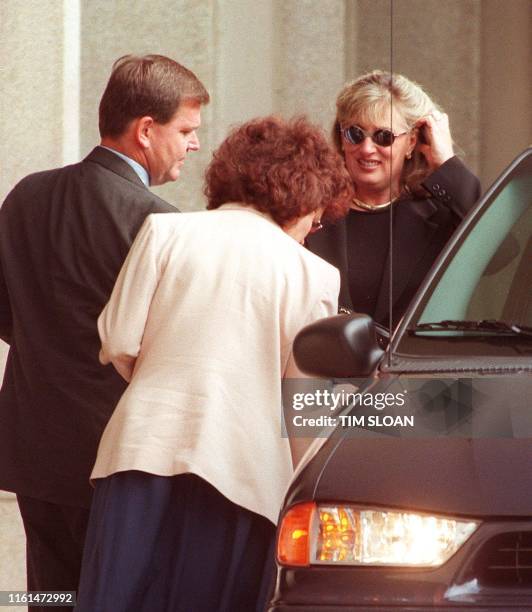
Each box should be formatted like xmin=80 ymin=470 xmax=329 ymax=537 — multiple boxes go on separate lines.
xmin=135 ymin=116 xmax=154 ymax=149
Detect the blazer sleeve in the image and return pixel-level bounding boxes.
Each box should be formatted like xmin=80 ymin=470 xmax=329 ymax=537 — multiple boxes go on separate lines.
xmin=421 ymin=155 xmax=481 ymax=219
xmin=283 ymin=268 xmax=339 ymax=468
xmin=283 ymin=266 xmax=340 ymax=379
xmin=98 ymin=215 xmax=162 ymax=382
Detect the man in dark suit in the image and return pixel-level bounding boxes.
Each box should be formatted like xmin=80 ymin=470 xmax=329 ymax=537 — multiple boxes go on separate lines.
xmin=0 ymin=54 xmax=209 ymax=608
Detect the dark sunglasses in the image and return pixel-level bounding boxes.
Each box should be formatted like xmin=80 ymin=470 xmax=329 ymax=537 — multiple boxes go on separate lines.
xmin=341 ymin=125 xmax=408 ymax=147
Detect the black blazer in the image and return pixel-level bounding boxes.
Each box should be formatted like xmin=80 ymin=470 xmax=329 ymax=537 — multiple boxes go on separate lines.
xmin=307 ymin=156 xmax=481 ymax=328
xmin=0 ymin=147 xmax=175 ymax=507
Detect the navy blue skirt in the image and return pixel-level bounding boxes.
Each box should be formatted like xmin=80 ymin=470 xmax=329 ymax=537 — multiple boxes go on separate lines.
xmin=75 ymin=472 xmax=276 ymax=612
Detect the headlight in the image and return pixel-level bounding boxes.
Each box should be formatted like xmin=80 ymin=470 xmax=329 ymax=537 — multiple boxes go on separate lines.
xmin=277 ymin=502 xmax=479 ymax=567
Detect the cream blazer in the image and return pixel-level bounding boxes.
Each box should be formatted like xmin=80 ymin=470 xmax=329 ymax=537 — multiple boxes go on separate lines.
xmin=93 ymin=203 xmax=339 ymax=524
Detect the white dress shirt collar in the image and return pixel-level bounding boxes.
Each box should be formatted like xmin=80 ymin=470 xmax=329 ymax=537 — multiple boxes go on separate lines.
xmin=100 ymin=146 xmax=150 ymax=187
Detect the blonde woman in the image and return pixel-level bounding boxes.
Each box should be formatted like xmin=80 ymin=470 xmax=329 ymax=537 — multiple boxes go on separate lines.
xmin=307 ymin=70 xmax=481 ymax=329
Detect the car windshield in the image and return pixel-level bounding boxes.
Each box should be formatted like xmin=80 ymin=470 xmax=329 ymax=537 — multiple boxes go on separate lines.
xmin=396 ymin=149 xmax=531 ymax=356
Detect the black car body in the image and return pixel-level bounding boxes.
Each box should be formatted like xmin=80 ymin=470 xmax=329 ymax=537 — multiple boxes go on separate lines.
xmin=269 ymin=148 xmax=532 ymax=611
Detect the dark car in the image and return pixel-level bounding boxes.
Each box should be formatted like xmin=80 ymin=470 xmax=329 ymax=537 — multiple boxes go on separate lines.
xmin=269 ymin=148 xmax=532 ymax=611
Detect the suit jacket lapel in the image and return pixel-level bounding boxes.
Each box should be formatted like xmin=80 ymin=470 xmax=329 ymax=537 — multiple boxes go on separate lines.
xmin=83 ymin=146 xmax=147 ymax=188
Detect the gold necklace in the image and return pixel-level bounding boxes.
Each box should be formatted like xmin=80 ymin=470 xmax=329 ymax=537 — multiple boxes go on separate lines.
xmin=352 ymin=196 xmax=398 ymax=211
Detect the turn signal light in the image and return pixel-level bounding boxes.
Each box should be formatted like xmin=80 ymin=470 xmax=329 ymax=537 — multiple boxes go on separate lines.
xmin=277 ymin=502 xmax=315 ymax=566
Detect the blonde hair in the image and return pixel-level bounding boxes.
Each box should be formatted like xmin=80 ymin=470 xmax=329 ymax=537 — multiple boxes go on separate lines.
xmin=333 ymin=70 xmax=442 ymax=197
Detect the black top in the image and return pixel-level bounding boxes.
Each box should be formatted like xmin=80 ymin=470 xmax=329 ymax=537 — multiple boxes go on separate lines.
xmin=307 ymin=156 xmax=481 ymax=328
xmin=346 ymin=208 xmax=390 ymax=315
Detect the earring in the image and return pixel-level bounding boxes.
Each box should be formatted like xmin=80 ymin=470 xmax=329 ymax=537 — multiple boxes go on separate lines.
xmin=406 ymin=151 xmax=412 ymax=160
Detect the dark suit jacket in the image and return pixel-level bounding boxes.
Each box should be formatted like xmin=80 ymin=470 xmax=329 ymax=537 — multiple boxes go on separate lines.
xmin=307 ymin=156 xmax=481 ymax=328
xmin=0 ymin=146 xmax=176 ymax=507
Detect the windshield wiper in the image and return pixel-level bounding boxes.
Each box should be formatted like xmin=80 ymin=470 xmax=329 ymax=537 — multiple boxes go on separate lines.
xmin=411 ymin=319 xmax=532 ymax=337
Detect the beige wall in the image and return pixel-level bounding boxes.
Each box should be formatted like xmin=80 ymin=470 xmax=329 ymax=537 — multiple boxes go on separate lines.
xmin=480 ymin=0 xmax=532 ymax=188
xmin=273 ymin=0 xmax=346 ymax=126
xmin=0 ymin=1 xmax=65 ymax=200
xmin=1 ymin=0 xmax=530 ymax=599
xmin=351 ymin=0 xmax=482 ymax=176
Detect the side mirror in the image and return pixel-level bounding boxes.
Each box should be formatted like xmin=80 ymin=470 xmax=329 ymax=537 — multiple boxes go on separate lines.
xmin=293 ymin=313 xmax=385 ymax=378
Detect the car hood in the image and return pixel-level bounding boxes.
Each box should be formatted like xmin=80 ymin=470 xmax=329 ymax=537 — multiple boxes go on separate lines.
xmin=301 ymin=437 xmax=532 ymax=517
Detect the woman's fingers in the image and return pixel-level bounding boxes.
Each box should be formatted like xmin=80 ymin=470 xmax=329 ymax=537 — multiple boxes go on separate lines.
xmin=415 ymin=111 xmax=454 ymax=170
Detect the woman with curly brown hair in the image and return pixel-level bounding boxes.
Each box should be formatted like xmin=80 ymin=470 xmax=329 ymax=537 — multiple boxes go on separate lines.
xmin=307 ymin=70 xmax=481 ymax=330
xmin=75 ymin=116 xmax=352 ymax=612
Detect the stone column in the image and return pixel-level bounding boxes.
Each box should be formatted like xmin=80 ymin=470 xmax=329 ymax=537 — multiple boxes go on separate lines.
xmin=1 ymin=3 xmax=69 ymax=604
xmin=273 ymin=0 xmax=347 ymax=129
xmin=0 ymin=0 xmax=67 ymax=202
xmin=211 ymin=0 xmax=276 ymax=146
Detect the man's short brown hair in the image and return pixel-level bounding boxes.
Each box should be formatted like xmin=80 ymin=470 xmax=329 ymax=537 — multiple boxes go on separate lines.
xmin=99 ymin=54 xmax=209 ymax=138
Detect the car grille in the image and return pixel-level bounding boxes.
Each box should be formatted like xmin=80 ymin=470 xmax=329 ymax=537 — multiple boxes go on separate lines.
xmin=475 ymin=531 xmax=532 ymax=587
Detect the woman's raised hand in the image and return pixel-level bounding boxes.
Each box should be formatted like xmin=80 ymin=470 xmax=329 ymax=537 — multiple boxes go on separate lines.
xmin=415 ymin=110 xmax=454 ymax=171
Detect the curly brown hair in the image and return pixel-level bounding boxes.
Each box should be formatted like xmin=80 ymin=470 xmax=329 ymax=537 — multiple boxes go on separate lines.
xmin=205 ymin=116 xmax=353 ymax=225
